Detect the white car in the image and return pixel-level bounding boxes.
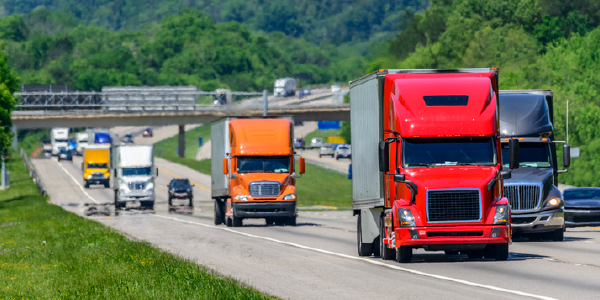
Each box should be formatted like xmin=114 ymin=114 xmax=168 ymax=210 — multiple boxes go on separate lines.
xmin=319 ymin=144 xmax=335 ymax=158
xmin=331 ymin=84 xmax=341 ymax=94
xmin=311 ymin=138 xmax=323 ymax=149
xmin=335 ymin=144 xmax=351 ymax=160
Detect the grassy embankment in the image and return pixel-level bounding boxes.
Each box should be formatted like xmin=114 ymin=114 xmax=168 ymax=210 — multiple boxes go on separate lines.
xmin=154 ymin=125 xmax=212 ymax=174
xmin=154 ymin=126 xmax=352 ymax=208
xmin=0 ymin=156 xmax=274 ymax=298
xmin=301 ymin=129 xmax=342 ymax=143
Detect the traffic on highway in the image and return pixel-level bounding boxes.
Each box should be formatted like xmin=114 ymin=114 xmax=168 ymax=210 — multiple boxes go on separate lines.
xmin=20 ymin=74 xmax=600 ymax=299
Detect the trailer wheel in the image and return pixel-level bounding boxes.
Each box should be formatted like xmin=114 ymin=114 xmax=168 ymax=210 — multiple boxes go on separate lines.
xmin=396 ymin=246 xmax=412 ymax=263
xmin=357 ymin=214 xmax=373 ymax=256
xmin=380 ymin=214 xmax=395 ymax=260
xmin=214 ymin=200 xmax=225 ymax=225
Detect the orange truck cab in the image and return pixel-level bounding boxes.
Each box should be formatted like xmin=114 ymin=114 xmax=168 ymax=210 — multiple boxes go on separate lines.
xmin=211 ymin=117 xmax=305 ymax=227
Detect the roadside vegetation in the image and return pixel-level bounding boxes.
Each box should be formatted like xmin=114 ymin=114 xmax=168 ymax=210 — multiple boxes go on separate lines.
xmin=154 ymin=125 xmax=212 ymax=174
xmin=302 ymin=129 xmax=342 ymax=143
xmin=0 ymin=156 xmax=274 ymax=299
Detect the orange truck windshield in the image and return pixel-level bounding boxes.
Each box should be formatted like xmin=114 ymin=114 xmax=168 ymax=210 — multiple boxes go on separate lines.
xmin=237 ymin=156 xmax=290 ymax=173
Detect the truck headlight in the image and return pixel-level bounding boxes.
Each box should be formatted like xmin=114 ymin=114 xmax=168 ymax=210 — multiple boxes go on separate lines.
xmin=283 ymin=194 xmax=296 ymax=200
xmin=547 ymin=198 xmax=561 ymax=207
xmin=398 ymin=208 xmax=416 ymax=227
xmin=86 ymin=175 xmax=92 ymax=179
xmin=234 ymin=194 xmax=249 ymax=201
xmin=493 ymin=205 xmax=509 ymax=225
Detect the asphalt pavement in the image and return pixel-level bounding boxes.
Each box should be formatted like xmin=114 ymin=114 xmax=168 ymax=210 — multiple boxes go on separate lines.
xmin=32 ymin=153 xmax=600 ymax=300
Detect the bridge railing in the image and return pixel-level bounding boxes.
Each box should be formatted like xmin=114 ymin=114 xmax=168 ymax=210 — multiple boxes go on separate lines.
xmin=13 ymin=90 xmax=265 ymax=112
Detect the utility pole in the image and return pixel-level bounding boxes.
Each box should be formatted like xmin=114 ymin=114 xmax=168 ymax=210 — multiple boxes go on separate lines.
xmin=263 ymin=90 xmax=268 ymax=116
xmin=1 ymin=150 xmax=7 ymax=189
xmin=566 ymin=99 xmax=569 ymax=144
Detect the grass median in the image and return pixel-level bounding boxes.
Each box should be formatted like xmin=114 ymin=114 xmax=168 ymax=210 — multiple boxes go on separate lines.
xmin=0 ymin=156 xmax=274 ymax=299
xmin=155 ymin=125 xmax=212 ymax=174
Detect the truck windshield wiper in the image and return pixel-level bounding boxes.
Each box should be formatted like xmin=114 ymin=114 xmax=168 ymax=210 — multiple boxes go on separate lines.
xmin=456 ymin=162 xmax=495 ymax=166
xmin=406 ymin=163 xmax=432 ymax=168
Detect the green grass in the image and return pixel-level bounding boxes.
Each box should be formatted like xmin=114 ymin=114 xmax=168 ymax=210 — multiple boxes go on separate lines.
xmin=294 ymin=162 xmax=352 ymax=208
xmin=155 ymin=124 xmax=211 ymax=159
xmin=302 ymin=129 xmax=342 ymax=143
xmin=0 ymin=157 xmax=274 ymax=299
xmin=17 ymin=129 xmax=50 ymax=156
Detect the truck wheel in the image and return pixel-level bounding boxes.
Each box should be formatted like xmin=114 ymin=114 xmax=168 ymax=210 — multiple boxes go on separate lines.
xmin=114 ymin=190 xmax=123 ymax=211
xmin=275 ymin=218 xmax=285 ymax=226
xmin=549 ymin=228 xmax=564 ymax=241
xmin=319 ymin=154 xmax=322 ymax=158
xmin=493 ymin=243 xmax=509 ymax=261
xmin=214 ymin=200 xmax=225 ymax=225
xmin=336 ymin=156 xmax=339 ymax=160
xmin=286 ymin=216 xmax=297 ymax=226
xmin=141 ymin=201 xmax=154 ymax=210
xmin=357 ymin=214 xmax=373 ymax=256
xmin=189 ymin=197 xmax=194 ymax=207
xmin=84 ymin=180 xmax=89 ymax=189
xmin=444 ymin=251 xmax=459 ymax=256
xmin=226 ymin=217 xmax=233 ymax=227
xmin=232 ymin=216 xmax=243 ymax=227
xmin=380 ymin=214 xmax=395 ymax=260
xmin=168 ymin=197 xmax=173 ymax=207
xmin=467 ymin=250 xmax=484 ymax=259
xmin=396 ymin=246 xmax=412 ymax=263
xmin=103 ymin=182 xmax=109 ymax=188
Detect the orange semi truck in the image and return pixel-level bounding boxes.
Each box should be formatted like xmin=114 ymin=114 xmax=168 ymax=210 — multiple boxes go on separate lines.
xmin=211 ymin=117 xmax=305 ymax=227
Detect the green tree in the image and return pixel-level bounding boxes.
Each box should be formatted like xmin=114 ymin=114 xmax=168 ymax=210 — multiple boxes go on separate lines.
xmin=0 ymin=41 xmax=19 ymax=153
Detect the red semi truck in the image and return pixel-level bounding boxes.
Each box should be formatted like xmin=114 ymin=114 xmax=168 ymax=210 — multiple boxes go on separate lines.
xmin=350 ymin=69 xmax=519 ymax=263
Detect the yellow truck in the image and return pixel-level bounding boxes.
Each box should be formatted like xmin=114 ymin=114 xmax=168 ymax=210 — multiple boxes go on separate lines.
xmin=83 ymin=145 xmax=110 ymax=188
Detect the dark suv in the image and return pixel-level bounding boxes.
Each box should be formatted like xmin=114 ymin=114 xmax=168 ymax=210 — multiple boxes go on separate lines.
xmin=168 ymin=178 xmax=193 ymax=206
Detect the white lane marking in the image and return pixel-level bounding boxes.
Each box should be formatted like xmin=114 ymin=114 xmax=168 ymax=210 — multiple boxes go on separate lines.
xmin=55 ymin=160 xmax=99 ymax=204
xmin=153 ymin=214 xmax=556 ymax=300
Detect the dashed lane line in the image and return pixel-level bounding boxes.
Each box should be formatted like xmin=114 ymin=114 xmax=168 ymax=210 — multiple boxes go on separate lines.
xmin=153 ymin=214 xmax=556 ymax=300
xmin=157 ymin=167 xmax=211 ymax=192
xmin=55 ymin=160 xmax=99 ymax=204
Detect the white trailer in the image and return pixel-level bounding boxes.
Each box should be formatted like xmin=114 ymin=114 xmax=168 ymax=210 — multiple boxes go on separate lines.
xmin=112 ymin=145 xmax=157 ymax=210
xmin=75 ymin=132 xmax=89 ymax=155
xmin=51 ymin=128 xmax=69 ymax=156
xmin=274 ymin=78 xmax=296 ymax=97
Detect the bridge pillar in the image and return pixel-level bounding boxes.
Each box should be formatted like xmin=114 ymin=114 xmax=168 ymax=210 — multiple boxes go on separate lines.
xmin=178 ymin=125 xmax=185 ymax=158
xmin=12 ymin=125 xmax=17 ymax=151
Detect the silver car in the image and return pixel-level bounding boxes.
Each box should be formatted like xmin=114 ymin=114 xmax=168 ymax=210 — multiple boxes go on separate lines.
xmin=311 ymin=138 xmax=323 ymax=149
xmin=319 ymin=144 xmax=334 ymax=158
xmin=335 ymin=144 xmax=351 ymax=160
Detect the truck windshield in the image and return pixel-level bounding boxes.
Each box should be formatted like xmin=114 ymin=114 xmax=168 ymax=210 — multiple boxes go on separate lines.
xmin=402 ymin=137 xmax=496 ymax=167
xmin=55 ymin=139 xmax=68 ymax=143
xmin=88 ymin=163 xmax=108 ymax=169
xmin=237 ymin=157 xmax=290 ymax=173
xmin=122 ymin=167 xmax=152 ymax=176
xmin=501 ymin=142 xmax=551 ymax=168
xmin=563 ymin=189 xmax=600 ymax=201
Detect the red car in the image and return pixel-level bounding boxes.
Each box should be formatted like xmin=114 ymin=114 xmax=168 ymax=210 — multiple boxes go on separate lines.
xmin=142 ymin=128 xmax=153 ymax=137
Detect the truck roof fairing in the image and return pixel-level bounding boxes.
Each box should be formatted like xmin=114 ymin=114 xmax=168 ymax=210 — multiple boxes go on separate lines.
xmin=387 ymin=75 xmax=498 ymax=137
xmin=499 ymin=93 xmax=553 ymax=138
xmin=229 ymin=119 xmax=292 ymax=156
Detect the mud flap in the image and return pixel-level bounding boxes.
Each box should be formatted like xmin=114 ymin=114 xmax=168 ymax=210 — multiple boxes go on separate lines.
xmin=357 ymin=207 xmax=383 ymax=256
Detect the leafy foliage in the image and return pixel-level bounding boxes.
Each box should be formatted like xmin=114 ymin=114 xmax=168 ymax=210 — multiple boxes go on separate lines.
xmin=372 ymin=0 xmax=600 ymax=186
xmin=0 ymin=39 xmax=18 ymax=153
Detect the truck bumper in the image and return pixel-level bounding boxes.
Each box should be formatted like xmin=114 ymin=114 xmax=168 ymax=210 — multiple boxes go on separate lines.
xmin=511 ymin=209 xmax=564 ymax=233
xmin=564 ymin=208 xmax=600 ymax=228
xmin=392 ymin=225 xmax=510 ymax=251
xmin=233 ymin=202 xmax=296 ymax=218
xmin=86 ymin=178 xmax=108 ymax=185
xmin=119 ymin=193 xmax=154 ymax=202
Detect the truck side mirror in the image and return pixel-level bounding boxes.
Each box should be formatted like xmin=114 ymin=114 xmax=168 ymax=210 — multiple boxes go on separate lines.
xmin=509 ymin=139 xmax=520 ymax=169
xmin=222 ymin=158 xmax=228 ymax=175
xmin=499 ymin=170 xmax=511 ymax=180
xmin=563 ymin=144 xmax=571 ymax=168
xmin=299 ymin=157 xmax=305 ymax=174
xmin=379 ymin=141 xmax=389 ymax=173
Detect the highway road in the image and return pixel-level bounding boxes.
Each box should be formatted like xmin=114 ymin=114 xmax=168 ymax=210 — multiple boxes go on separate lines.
xmin=32 ymin=152 xmax=600 ymax=300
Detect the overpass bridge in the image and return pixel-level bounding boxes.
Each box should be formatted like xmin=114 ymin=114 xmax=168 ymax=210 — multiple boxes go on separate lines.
xmin=10 ymin=89 xmax=350 ymax=156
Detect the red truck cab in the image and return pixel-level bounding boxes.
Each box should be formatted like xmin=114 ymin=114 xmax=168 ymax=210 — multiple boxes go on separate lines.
xmin=350 ymin=69 xmax=518 ymax=263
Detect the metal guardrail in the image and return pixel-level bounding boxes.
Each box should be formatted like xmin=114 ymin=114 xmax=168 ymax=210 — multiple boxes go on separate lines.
xmin=14 ymin=90 xmax=265 ymax=111
xmin=20 ymin=148 xmax=47 ymax=196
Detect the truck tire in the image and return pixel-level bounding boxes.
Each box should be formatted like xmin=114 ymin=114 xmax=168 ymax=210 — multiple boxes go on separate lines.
xmin=214 ymin=200 xmax=225 ymax=225
xmin=141 ymin=201 xmax=154 ymax=210
xmin=286 ymin=216 xmax=297 ymax=226
xmin=168 ymin=197 xmax=173 ymax=207
xmin=357 ymin=214 xmax=373 ymax=256
xmin=103 ymin=181 xmax=109 ymax=188
xmin=467 ymin=250 xmax=484 ymax=259
xmin=396 ymin=246 xmax=412 ymax=263
xmin=380 ymin=214 xmax=395 ymax=260
xmin=84 ymin=180 xmax=89 ymax=189
xmin=189 ymin=197 xmax=194 ymax=207
xmin=232 ymin=216 xmax=243 ymax=227
xmin=493 ymin=243 xmax=509 ymax=261
xmin=549 ymin=228 xmax=564 ymax=241
xmin=114 ymin=190 xmax=124 ymax=210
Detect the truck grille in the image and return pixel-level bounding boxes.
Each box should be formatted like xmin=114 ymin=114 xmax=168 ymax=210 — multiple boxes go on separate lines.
xmin=427 ymin=189 xmax=481 ymax=222
xmin=504 ymin=184 xmax=541 ymax=211
xmin=91 ymin=172 xmax=104 ymax=178
xmin=129 ymin=181 xmax=146 ymax=190
xmin=427 ymin=231 xmax=483 ymax=237
xmin=249 ymin=182 xmax=280 ymax=197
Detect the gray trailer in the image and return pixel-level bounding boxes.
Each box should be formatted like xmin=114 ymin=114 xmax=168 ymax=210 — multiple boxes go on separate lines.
xmin=211 ymin=117 xmax=234 ymax=200
xmin=499 ymin=90 xmax=570 ymax=240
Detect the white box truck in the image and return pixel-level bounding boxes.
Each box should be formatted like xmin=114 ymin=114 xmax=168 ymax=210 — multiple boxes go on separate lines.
xmin=112 ymin=145 xmax=157 ymax=210
xmin=51 ymin=128 xmax=69 ymax=156
xmin=274 ymin=78 xmax=296 ymax=97
xmin=75 ymin=132 xmax=89 ymax=155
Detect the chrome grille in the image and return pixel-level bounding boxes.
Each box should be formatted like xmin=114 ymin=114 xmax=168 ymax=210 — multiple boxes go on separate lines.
xmin=249 ymin=182 xmax=280 ymax=197
xmin=91 ymin=172 xmax=104 ymax=178
xmin=504 ymin=184 xmax=541 ymax=212
xmin=427 ymin=189 xmax=481 ymax=222
xmin=129 ymin=181 xmax=146 ymax=190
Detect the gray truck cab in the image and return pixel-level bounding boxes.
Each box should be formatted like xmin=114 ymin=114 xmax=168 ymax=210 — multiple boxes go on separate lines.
xmin=499 ymin=90 xmax=570 ymax=241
